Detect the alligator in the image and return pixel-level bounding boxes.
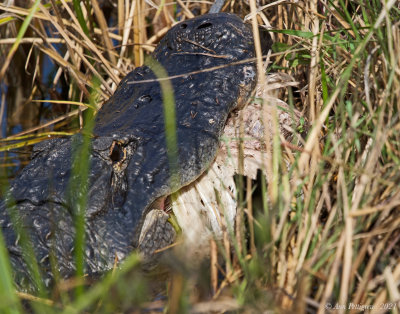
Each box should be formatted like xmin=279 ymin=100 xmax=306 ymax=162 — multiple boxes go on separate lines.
xmin=0 ymin=12 xmax=270 ymax=290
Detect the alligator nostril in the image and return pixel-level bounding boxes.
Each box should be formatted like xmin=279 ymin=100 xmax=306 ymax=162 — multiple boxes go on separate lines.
xmin=197 ymin=22 xmax=212 ymax=30
xmin=138 ymin=95 xmax=152 ymax=103
xmin=135 ymin=95 xmax=152 ymax=109
xmin=180 ymin=23 xmax=187 ymax=29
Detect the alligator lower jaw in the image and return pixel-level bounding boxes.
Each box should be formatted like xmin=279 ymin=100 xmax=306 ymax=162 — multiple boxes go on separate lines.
xmin=137 ymin=208 xmax=176 ymax=270
xmin=136 ymin=195 xmax=176 ymax=268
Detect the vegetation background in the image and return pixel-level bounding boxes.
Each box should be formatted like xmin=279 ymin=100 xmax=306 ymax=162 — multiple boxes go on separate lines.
xmin=0 ymin=0 xmax=399 ymax=313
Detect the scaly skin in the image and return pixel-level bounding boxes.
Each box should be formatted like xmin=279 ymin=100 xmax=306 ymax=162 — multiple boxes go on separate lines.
xmin=0 ymin=13 xmax=265 ymax=290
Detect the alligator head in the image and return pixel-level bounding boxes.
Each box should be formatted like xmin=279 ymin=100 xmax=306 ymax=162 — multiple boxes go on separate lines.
xmin=0 ymin=13 xmax=266 ymax=290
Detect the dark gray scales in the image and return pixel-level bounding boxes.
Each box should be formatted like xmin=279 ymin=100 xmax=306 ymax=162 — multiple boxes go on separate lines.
xmin=0 ymin=13 xmax=263 ymax=290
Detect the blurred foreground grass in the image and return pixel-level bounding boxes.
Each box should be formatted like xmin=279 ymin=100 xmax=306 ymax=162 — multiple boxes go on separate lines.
xmin=0 ymin=0 xmax=400 ymax=313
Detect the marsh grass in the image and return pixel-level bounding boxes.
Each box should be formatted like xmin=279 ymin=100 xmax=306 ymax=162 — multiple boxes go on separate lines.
xmin=0 ymin=0 xmax=399 ymax=312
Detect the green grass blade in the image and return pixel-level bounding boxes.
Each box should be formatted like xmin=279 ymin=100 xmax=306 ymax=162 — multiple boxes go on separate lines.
xmin=0 ymin=16 xmax=14 ymax=26
xmin=0 ymin=231 xmax=21 ymax=314
xmin=61 ymin=253 xmax=141 ymax=314
xmin=71 ymin=0 xmax=89 ymax=36
xmin=145 ymin=56 xmax=179 ymax=190
xmin=68 ymin=78 xmax=100 ymax=298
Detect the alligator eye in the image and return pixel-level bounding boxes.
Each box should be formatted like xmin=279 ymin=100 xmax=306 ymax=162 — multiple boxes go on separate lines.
xmin=197 ymin=22 xmax=212 ymax=30
xmin=181 ymin=23 xmax=187 ymax=29
xmin=110 ymin=142 xmax=123 ymax=163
